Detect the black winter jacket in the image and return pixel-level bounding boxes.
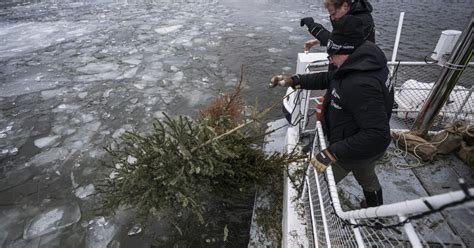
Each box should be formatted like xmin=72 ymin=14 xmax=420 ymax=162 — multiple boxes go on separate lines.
xmin=315 ymin=0 xmax=375 ymax=46
xmin=291 ymin=41 xmax=394 ymax=161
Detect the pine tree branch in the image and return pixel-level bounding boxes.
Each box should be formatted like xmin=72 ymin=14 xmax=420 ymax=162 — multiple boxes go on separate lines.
xmin=191 ymin=89 xmax=298 ymax=152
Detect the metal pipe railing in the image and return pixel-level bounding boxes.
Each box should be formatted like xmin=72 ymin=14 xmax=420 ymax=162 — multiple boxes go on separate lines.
xmin=412 ymin=14 xmax=474 ymax=136
xmin=316 ymin=121 xmax=473 ymax=221
xmin=399 ymin=215 xmax=423 ymax=248
xmin=391 ymin=12 xmax=405 ymax=64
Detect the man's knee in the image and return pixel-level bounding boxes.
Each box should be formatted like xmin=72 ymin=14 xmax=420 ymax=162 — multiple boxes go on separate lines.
xmin=332 ymin=163 xmax=349 ymax=183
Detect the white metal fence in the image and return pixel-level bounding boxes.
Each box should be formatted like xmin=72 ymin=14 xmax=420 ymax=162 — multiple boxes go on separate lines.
xmin=302 ymin=121 xmax=474 ymax=247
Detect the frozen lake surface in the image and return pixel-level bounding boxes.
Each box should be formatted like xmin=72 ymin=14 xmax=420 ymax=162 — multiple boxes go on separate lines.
xmin=0 ymin=0 xmax=472 ymax=247
xmin=0 ymin=0 xmax=319 ymax=246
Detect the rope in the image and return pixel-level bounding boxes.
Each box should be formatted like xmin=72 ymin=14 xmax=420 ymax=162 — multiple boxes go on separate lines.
xmin=391 ymin=131 xmax=423 ymax=169
xmin=389 ymin=121 xmax=470 ymax=169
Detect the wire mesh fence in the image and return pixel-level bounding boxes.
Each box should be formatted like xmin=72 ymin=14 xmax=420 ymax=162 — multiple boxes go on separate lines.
xmin=299 ymin=62 xmax=474 ymax=131
xmin=390 ymin=62 xmax=473 ymax=130
xmin=303 ymin=165 xmax=358 ymax=248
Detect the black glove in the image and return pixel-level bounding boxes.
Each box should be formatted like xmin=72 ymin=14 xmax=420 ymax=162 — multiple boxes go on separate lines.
xmin=300 ymin=17 xmax=315 ymax=27
xmin=300 ymin=17 xmax=326 ymax=40
xmin=310 ymin=149 xmax=337 ymax=173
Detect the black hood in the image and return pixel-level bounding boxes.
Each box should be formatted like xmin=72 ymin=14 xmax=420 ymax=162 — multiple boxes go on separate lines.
xmin=335 ymin=41 xmax=387 ymax=78
xmin=348 ymin=0 xmax=373 ymax=15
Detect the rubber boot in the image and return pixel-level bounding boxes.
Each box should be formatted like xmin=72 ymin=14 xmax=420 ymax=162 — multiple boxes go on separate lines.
xmin=360 ymin=189 xmax=383 ymax=208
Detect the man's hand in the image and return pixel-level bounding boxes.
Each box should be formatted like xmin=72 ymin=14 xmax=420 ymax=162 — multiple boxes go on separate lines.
xmin=304 ymin=39 xmax=320 ymax=52
xmin=310 ymin=149 xmax=337 ymax=173
xmin=269 ymin=75 xmax=293 ymax=88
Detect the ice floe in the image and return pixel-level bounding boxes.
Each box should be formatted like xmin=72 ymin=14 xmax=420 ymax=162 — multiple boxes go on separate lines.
xmin=23 ymin=202 xmax=81 ymax=240
xmin=85 ymin=216 xmax=117 ymax=248
xmin=34 ymin=135 xmax=61 ymax=149
xmin=154 ymin=25 xmax=183 ymax=34
xmin=74 ymin=184 xmax=96 ymax=199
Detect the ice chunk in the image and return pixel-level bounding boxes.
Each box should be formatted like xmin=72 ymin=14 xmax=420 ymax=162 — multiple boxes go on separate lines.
xmin=27 ymin=147 xmax=70 ymax=167
xmin=183 ymin=89 xmax=213 ymax=107
xmin=112 ymin=125 xmax=133 ymax=139
xmin=81 ymin=114 xmax=95 ymax=123
xmin=0 ymin=147 xmax=18 ymax=157
xmin=133 ymin=83 xmax=145 ymax=90
xmin=52 ymin=125 xmax=76 ymax=136
xmin=245 ymin=33 xmax=256 ymax=37
xmin=103 ymin=89 xmax=113 ymax=98
xmin=23 ymin=202 xmax=81 ymax=240
xmin=86 ymin=217 xmax=117 ymax=248
xmin=77 ymin=62 xmax=119 ymax=74
xmin=127 ymin=155 xmax=137 ymax=164
xmin=71 ymin=172 xmax=79 ymax=189
xmin=121 ymin=59 xmax=141 ymax=65
xmin=78 ymin=92 xmax=88 ymax=99
xmin=0 ymin=22 xmax=99 ymax=60
xmin=9 ymin=147 xmax=18 ymax=155
xmin=108 ymin=240 xmax=120 ymax=248
xmin=127 ymin=224 xmax=142 ymax=236
xmin=53 ymin=104 xmax=81 ymax=113
xmin=122 ymin=67 xmax=138 ymax=79
xmin=172 ymin=71 xmax=184 ymax=82
xmin=34 ymin=135 xmax=61 ymax=149
xmin=41 ymin=89 xmax=63 ymax=99
xmin=268 ymin=48 xmax=283 ymax=53
xmin=74 ymin=184 xmax=95 ymax=199
xmin=289 ymin=35 xmax=304 ymax=41
xmin=154 ymin=25 xmax=183 ymax=34
xmin=0 ymin=124 xmax=13 ymax=134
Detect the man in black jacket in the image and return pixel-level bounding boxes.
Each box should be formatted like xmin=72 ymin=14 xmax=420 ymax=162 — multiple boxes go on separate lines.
xmin=270 ymin=15 xmax=393 ymax=207
xmin=301 ymin=0 xmax=375 ymax=52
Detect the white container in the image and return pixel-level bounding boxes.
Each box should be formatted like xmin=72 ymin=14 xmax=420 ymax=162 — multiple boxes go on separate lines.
xmin=431 ymin=30 xmax=462 ymax=65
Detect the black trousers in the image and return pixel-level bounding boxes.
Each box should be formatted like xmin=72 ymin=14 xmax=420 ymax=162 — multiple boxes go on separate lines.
xmin=332 ymin=152 xmax=385 ymax=192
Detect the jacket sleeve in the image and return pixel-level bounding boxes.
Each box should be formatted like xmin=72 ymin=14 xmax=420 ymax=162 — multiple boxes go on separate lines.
xmin=329 ymin=80 xmax=390 ymax=160
xmin=315 ymin=29 xmax=330 ymax=46
xmin=291 ymin=71 xmax=334 ymax=90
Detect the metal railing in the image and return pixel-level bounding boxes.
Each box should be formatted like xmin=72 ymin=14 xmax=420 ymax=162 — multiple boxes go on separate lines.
xmin=301 ymin=121 xmax=474 ymax=247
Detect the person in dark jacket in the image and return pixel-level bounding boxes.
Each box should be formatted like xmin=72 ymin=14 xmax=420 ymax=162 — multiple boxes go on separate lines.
xmin=270 ymin=16 xmax=393 ymax=207
xmin=301 ymin=0 xmax=375 ymax=52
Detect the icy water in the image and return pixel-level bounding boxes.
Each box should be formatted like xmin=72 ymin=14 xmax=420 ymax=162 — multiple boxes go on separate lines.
xmin=0 ymin=0 xmax=472 ymax=247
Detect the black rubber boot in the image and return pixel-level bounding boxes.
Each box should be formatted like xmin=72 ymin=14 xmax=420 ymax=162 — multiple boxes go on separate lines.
xmin=361 ymin=189 xmax=383 ymax=208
